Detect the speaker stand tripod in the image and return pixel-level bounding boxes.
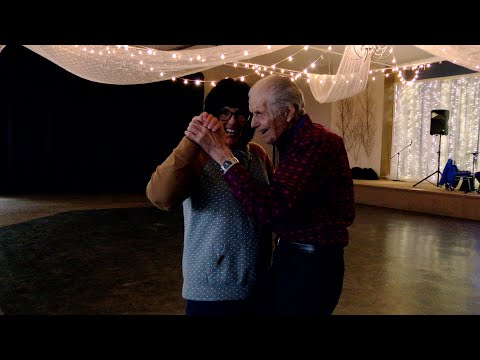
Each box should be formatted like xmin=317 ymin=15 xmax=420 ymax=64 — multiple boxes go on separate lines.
xmin=413 ymin=135 xmax=443 ymax=188
xmin=390 ymin=140 xmax=412 ymax=181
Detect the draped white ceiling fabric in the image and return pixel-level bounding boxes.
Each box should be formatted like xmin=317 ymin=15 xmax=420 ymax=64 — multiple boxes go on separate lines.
xmin=23 ymin=45 xmax=289 ymax=85
xmin=16 ymin=44 xmax=374 ymax=102
xmin=3 ymin=44 xmax=478 ymax=103
xmin=308 ymin=45 xmax=372 ymax=103
xmin=414 ymin=45 xmax=480 ymax=72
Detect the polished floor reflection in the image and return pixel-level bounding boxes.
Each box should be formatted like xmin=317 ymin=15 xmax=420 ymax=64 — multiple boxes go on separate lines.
xmin=336 ymin=204 xmax=480 ymax=315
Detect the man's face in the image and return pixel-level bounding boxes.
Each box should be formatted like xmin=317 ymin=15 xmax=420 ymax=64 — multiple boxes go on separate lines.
xmin=249 ymin=96 xmax=288 ymax=145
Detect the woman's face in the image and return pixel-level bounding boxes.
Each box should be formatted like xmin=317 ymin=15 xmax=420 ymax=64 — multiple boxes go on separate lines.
xmin=215 ymin=106 xmax=251 ymax=149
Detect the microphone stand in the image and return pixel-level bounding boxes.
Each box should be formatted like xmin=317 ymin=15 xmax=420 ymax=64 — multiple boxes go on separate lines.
xmin=390 ymin=140 xmax=412 ymax=181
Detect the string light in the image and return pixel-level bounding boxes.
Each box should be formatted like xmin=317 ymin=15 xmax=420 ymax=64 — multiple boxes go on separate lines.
xmin=178 ymin=45 xmax=357 ymax=85
xmin=69 ymin=44 xmax=447 ymax=88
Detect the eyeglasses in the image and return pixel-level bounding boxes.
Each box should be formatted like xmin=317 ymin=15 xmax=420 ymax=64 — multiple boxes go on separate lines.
xmin=215 ymin=108 xmax=252 ymax=123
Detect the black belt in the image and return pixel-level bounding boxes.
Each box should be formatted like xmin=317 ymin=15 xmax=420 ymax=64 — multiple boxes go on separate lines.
xmin=276 ymin=238 xmax=342 ymax=255
xmin=287 ymin=241 xmax=317 ymax=253
xmin=276 ymin=238 xmax=317 ymax=254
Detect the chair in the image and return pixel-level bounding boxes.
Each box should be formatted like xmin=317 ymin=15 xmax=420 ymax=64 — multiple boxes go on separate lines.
xmin=454 ymin=172 xmax=474 ymax=193
xmin=439 ymin=159 xmax=474 ymax=192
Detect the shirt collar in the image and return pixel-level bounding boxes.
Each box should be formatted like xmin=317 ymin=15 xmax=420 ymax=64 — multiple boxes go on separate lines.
xmin=276 ymin=114 xmax=310 ymax=151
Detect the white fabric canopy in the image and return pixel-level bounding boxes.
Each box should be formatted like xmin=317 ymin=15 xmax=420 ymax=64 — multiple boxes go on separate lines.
xmin=23 ymin=45 xmax=289 ymax=85
xmin=414 ymin=45 xmax=480 ymax=72
xmin=308 ymin=45 xmax=372 ymax=103
xmin=16 ymin=44 xmax=374 ymax=103
xmin=3 ymin=44 xmax=477 ymax=103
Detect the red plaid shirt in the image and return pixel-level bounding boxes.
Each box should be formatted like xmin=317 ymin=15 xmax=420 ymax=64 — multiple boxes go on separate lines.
xmin=224 ymin=115 xmax=355 ymax=248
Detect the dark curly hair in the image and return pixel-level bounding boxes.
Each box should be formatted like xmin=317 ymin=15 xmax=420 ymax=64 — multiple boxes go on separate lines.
xmin=203 ymin=78 xmax=254 ymax=148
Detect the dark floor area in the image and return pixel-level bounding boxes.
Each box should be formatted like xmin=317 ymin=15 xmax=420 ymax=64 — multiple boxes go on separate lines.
xmin=0 ymin=207 xmax=184 ymax=314
xmin=0 ymin=201 xmax=479 ymax=314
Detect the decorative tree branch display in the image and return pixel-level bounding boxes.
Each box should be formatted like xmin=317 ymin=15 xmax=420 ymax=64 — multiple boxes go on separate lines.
xmin=336 ymin=97 xmax=361 ymax=160
xmin=357 ymin=82 xmax=377 ymax=158
xmin=335 ymin=82 xmax=376 ymax=162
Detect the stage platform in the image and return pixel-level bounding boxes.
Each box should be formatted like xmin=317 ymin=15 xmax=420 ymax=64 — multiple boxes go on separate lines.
xmin=354 ymin=179 xmax=479 ymax=221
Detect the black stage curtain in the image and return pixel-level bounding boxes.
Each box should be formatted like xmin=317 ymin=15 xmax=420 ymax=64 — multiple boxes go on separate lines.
xmin=0 ymin=45 xmax=204 ymax=194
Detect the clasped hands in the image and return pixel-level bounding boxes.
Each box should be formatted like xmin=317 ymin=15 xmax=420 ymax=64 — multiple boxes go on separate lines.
xmin=184 ymin=112 xmax=232 ymax=164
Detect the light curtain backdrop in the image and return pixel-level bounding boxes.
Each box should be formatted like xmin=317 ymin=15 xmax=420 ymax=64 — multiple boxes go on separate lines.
xmin=390 ymin=74 xmax=480 ymax=181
